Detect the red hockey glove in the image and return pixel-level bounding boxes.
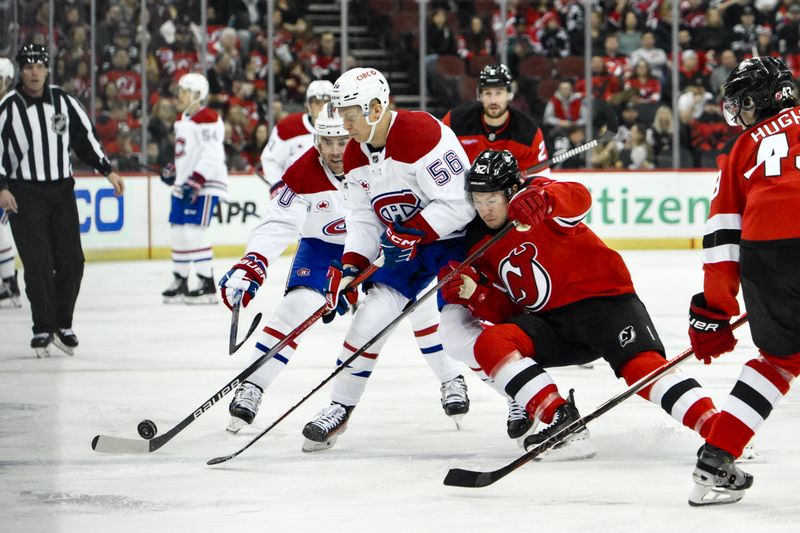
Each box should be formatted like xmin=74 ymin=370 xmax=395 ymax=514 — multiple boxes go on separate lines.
xmin=218 ymin=252 xmax=268 ymax=311
xmin=440 ymin=261 xmax=489 ymax=306
xmin=508 ymin=185 xmax=552 ymax=228
xmin=381 ymin=218 xmax=426 ymax=263
xmin=181 ymin=172 xmax=206 ymax=205
xmin=323 ymin=261 xmax=360 ymax=323
xmin=688 ymin=292 xmax=737 ymax=364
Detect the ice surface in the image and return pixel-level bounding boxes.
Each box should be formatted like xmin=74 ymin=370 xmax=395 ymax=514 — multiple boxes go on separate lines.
xmin=1 ymin=251 xmax=798 ymax=532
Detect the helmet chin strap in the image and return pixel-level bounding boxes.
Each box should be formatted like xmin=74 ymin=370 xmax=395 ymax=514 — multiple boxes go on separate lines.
xmin=364 ymin=104 xmax=386 ymax=145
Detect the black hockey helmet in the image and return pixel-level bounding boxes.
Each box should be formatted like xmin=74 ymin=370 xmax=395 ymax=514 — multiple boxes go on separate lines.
xmin=722 ymin=56 xmax=797 ymax=127
xmin=478 ymin=64 xmax=513 ymax=93
xmin=465 ymin=149 xmax=521 ymax=200
xmin=16 ymin=44 xmax=49 ymax=69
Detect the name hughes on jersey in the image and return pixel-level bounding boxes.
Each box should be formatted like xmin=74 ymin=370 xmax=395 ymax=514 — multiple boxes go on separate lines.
xmin=750 ymin=106 xmax=800 ymax=142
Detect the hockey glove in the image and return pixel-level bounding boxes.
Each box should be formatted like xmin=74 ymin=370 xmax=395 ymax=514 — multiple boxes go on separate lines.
xmin=380 ymin=218 xmax=425 ymax=263
xmin=688 ymin=292 xmax=737 ymax=364
xmin=218 ymin=252 xmax=268 ymax=311
xmin=440 ymin=261 xmax=489 ymax=306
xmin=181 ymin=172 xmax=206 ymax=205
xmin=323 ymin=260 xmax=360 ymax=323
xmin=160 ymin=162 xmax=176 ymax=186
xmin=508 ymin=185 xmax=552 ymax=229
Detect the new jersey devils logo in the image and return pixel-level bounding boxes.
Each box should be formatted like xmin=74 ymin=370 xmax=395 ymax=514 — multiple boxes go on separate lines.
xmin=498 ymin=242 xmax=552 ymax=312
xmin=371 ymin=190 xmax=422 ymax=225
xmin=322 ymin=217 xmax=347 ymax=236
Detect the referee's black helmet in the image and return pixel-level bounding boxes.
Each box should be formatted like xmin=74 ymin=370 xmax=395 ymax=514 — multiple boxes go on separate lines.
xmin=16 ymin=44 xmax=49 ymax=68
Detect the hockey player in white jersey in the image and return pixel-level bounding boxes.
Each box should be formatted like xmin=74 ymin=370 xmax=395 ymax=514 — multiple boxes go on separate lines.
xmin=259 ymin=80 xmax=333 ymax=191
xmin=300 ymin=67 xmax=477 ymax=451
xmin=160 ymin=73 xmax=228 ymax=304
xmin=0 ymin=57 xmax=21 ymax=308
xmin=220 ymin=104 xmax=470 ymax=433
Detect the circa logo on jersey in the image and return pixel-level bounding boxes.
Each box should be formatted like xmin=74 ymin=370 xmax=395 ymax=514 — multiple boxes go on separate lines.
xmin=498 ymin=242 xmax=552 ymax=312
xmin=618 ymin=325 xmax=637 ymax=347
xmin=322 ymin=217 xmax=347 ymax=236
xmin=371 ymin=190 xmax=422 ymax=225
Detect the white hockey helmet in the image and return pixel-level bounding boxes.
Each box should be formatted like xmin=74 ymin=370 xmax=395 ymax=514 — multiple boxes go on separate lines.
xmin=306 ymin=79 xmax=334 ymax=104
xmin=331 ymin=67 xmax=390 ymax=117
xmin=314 ymin=103 xmax=348 ymax=138
xmin=0 ymin=57 xmax=14 ymax=80
xmin=178 ymin=72 xmax=209 ymax=103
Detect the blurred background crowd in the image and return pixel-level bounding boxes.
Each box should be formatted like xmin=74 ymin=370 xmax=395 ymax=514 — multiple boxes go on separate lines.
xmin=4 ymin=0 xmax=800 ymax=172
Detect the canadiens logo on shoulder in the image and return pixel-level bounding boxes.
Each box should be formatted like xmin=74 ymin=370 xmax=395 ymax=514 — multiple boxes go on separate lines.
xmin=618 ymin=325 xmax=636 ymax=347
xmin=175 ymin=138 xmax=186 ymax=157
xmin=316 ymin=200 xmax=330 ymax=210
xmin=296 ymin=268 xmax=311 ymax=277
xmin=359 ymin=180 xmax=370 ymax=191
xmin=498 ymin=242 xmax=551 ymax=312
xmin=371 ymin=190 xmax=422 ymax=225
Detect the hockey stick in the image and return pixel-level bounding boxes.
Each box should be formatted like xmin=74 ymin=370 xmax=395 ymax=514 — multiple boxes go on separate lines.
xmin=443 ymin=314 xmax=750 ymax=488
xmin=90 ymin=259 xmax=384 ymax=454
xmin=206 ymin=221 xmax=520 ymax=465
xmin=229 ymin=291 xmax=243 ymax=355
xmin=523 ymin=129 xmax=615 ymax=177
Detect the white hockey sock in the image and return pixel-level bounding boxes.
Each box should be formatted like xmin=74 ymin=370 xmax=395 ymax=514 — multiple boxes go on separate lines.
xmin=183 ymin=225 xmax=213 ymax=278
xmin=0 ymin=224 xmax=15 ymax=279
xmin=409 ymin=296 xmax=462 ymax=383
xmin=170 ymin=224 xmax=212 ymax=278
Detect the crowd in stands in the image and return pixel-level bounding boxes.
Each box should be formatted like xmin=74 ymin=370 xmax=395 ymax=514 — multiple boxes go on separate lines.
xmin=9 ymin=0 xmax=800 ymax=171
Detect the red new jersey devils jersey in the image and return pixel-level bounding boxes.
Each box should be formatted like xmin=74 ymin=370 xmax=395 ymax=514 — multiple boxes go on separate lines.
xmin=464 ymin=178 xmax=636 ymax=324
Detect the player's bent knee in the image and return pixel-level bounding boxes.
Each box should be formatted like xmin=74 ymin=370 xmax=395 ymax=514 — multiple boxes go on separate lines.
xmin=474 ymin=324 xmax=534 ymax=376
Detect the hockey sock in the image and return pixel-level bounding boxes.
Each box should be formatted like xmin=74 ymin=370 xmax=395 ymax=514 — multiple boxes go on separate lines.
xmin=706 ymin=351 xmax=800 ymax=457
xmin=620 ymin=351 xmax=718 ymax=437
xmin=183 ymin=225 xmax=213 ymax=278
xmin=410 ymin=298 xmax=462 ymax=383
xmin=0 ymin=242 xmax=14 ymax=279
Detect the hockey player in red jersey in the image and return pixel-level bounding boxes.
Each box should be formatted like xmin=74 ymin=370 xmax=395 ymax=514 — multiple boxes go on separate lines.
xmin=438 ymin=149 xmax=722 ymax=459
xmin=686 ymin=56 xmax=800 ymax=506
xmin=442 ymin=64 xmax=548 ymax=172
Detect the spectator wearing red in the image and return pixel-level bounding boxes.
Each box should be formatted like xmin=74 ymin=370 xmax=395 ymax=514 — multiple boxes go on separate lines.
xmin=603 ymin=33 xmax=630 ymax=78
xmin=679 ymin=50 xmax=710 ymax=92
xmin=625 ymin=59 xmax=661 ymax=104
xmin=543 ymin=78 xmax=586 ymax=141
xmin=99 ymin=48 xmax=142 ymax=102
xmin=309 ymin=32 xmax=341 ymax=82
xmin=688 ymin=100 xmax=736 ymax=167
xmin=576 ymin=56 xmax=621 ymax=101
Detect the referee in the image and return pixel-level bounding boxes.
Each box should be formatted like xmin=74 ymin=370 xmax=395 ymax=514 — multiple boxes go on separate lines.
xmin=0 ymin=44 xmax=124 ymax=357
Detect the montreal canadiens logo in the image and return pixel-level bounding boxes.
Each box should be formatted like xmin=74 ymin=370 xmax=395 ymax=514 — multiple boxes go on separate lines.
xmin=498 ymin=242 xmax=552 ymax=311
xmin=316 ymin=200 xmax=330 ymax=211
xmin=296 ymin=268 xmax=311 ymax=276
xmin=322 ymin=217 xmax=347 ymax=236
xmin=175 ymin=138 xmax=186 ymax=157
xmin=359 ymin=180 xmax=370 ymax=191
xmin=371 ymin=190 xmax=422 ymax=225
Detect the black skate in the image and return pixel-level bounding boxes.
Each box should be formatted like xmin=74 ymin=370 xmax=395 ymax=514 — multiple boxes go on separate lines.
xmin=440 ymin=375 xmax=469 ymax=429
xmin=31 ymin=332 xmax=53 ymax=358
xmin=523 ymin=389 xmax=595 ymax=461
xmin=689 ymin=443 xmax=754 ymax=506
xmin=507 ymin=398 xmax=536 ymax=445
xmin=53 ymin=328 xmax=78 ymax=356
xmin=185 ymin=274 xmax=217 ymax=305
xmin=162 ymin=273 xmax=188 ymax=303
xmin=227 ymin=382 xmax=263 ymax=434
xmin=301 ymin=402 xmax=355 ymax=452
xmin=0 ymin=271 xmax=21 ymax=309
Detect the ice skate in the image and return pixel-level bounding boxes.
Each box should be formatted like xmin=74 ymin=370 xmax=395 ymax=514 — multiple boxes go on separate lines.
xmin=301 ymin=402 xmax=354 ymax=452
xmin=31 ymin=332 xmax=53 ymax=358
xmin=185 ymin=274 xmax=218 ymax=305
xmin=440 ymin=375 xmax=469 ymax=429
xmin=0 ymin=272 xmax=21 ymax=309
xmin=162 ymin=273 xmax=188 ymax=303
xmin=689 ymin=443 xmax=754 ymax=506
xmin=227 ymin=382 xmax=263 ymax=434
xmin=507 ymin=398 xmax=537 ymax=446
xmin=524 ymin=390 xmax=595 ymax=461
xmin=53 ymin=328 xmax=78 ymax=356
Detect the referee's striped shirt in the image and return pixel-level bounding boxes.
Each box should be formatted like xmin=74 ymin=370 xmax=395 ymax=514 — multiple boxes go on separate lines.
xmin=0 ymin=84 xmax=112 ymax=185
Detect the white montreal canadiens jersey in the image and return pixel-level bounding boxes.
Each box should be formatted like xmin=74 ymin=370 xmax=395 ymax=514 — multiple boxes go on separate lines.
xmin=246 ymin=146 xmax=347 ymax=265
xmin=342 ymin=110 xmax=476 ymax=261
xmin=259 ymin=112 xmax=315 ymax=186
xmin=173 ymin=106 xmax=228 ymax=199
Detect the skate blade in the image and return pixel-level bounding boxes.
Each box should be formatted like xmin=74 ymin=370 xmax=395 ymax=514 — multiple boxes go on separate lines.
xmin=534 ymin=432 xmax=596 ymax=462
xmin=449 ymin=414 xmax=464 ymax=430
xmin=301 ymin=435 xmax=338 ymax=452
xmin=226 ymin=417 xmax=248 ymax=434
xmin=162 ymin=295 xmax=186 ymax=304
xmin=184 ymin=294 xmax=218 ymax=305
xmin=34 ymin=346 xmax=51 ymax=358
xmin=688 ymin=483 xmax=746 ymax=506
xmin=52 ymin=338 xmax=75 ymax=356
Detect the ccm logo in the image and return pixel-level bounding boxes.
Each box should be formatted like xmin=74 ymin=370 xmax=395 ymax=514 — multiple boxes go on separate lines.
xmin=357 ymin=69 xmax=377 ymax=81
xmin=690 ymin=318 xmax=720 ymax=332
xmin=387 ymin=233 xmax=416 ymax=247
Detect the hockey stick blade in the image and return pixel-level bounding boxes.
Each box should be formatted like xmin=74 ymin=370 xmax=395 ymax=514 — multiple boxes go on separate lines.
xmin=91 ymin=265 xmax=382 ymax=455
xmin=232 ymin=312 xmax=262 ymax=354
xmin=443 ymin=315 xmax=749 ymax=488
xmin=207 ymin=225 xmax=519 ymax=465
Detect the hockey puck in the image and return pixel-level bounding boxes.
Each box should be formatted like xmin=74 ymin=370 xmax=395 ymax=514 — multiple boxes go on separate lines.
xmin=137 ymin=419 xmax=158 ymax=440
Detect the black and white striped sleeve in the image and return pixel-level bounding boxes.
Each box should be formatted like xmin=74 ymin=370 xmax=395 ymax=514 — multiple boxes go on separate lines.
xmin=702 ymin=213 xmax=742 ymax=264
xmin=61 ymin=90 xmax=113 ymax=176
xmin=0 ymin=94 xmax=12 ymax=187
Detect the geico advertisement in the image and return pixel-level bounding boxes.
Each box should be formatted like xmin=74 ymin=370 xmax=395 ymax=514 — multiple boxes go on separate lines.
xmin=557 ymin=171 xmax=717 ymax=238
xmin=75 ymin=175 xmax=268 ymax=251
